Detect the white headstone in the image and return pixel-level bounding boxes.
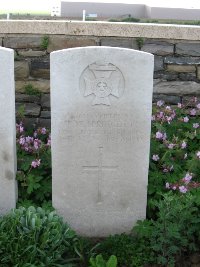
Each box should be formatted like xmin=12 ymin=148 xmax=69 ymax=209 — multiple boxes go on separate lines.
xmin=51 ymin=47 xmax=154 ymax=237
xmin=0 ymin=47 xmax=17 ymax=214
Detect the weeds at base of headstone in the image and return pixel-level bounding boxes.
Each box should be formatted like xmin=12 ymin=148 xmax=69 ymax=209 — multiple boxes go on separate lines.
xmin=24 ymin=83 xmax=42 ymax=96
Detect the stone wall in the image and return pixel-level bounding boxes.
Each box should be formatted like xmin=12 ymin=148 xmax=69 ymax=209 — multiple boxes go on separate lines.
xmin=0 ymin=21 xmax=200 ymax=128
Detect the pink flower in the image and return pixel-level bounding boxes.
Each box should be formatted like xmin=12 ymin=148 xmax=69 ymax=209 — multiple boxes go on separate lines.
xmin=181 ymin=141 xmax=187 ymax=149
xmin=33 ymin=139 xmax=41 ymax=150
xmin=34 ymin=131 xmax=37 ymax=138
xmin=19 ymin=126 xmax=24 ymax=133
xmin=193 ymin=123 xmax=199 ymax=129
xmin=156 ymin=131 xmax=163 ymax=140
xmin=179 ymin=186 xmax=187 ymax=193
xmin=157 ymin=112 xmax=164 ymax=119
xmin=183 ymin=116 xmax=189 ymax=123
xmin=151 ymin=115 xmax=155 ymax=121
xmin=166 ymin=182 xmax=170 ymax=189
xmin=197 ymin=151 xmax=200 ymax=159
xmin=31 ymin=159 xmax=41 ymax=168
xmin=152 ymin=154 xmax=160 ymax=161
xmin=193 ymin=97 xmax=198 ymax=103
xmin=182 ymin=173 xmax=192 ymax=184
xmin=166 ymin=116 xmax=172 ymax=124
xmin=19 ymin=137 xmax=25 ymax=145
xmin=172 ymin=186 xmax=177 ymax=190
xmin=190 ymin=109 xmax=196 ymax=116
xmin=168 ymin=143 xmax=175 ymax=149
xmin=25 ymin=136 xmax=33 ymax=143
xmin=196 ymin=103 xmax=200 ymax=109
xmin=177 ymin=103 xmax=182 ymax=108
xmin=162 ymin=133 xmax=167 ymax=140
xmin=16 ymin=123 xmax=24 ymax=133
xmin=157 ymin=100 xmax=164 ymax=107
xmin=171 ymin=111 xmax=176 ymax=119
xmin=41 ymin=127 xmax=47 ymax=135
xmin=165 ymin=106 xmax=171 ymax=111
xmin=47 ymin=138 xmax=51 ymax=147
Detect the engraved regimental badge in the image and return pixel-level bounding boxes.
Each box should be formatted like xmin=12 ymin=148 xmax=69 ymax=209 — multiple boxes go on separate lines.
xmin=80 ymin=61 xmax=125 ymax=106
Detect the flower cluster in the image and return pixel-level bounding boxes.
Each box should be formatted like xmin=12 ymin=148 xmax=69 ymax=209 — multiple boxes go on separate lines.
xmin=150 ymin=97 xmax=200 ymax=197
xmin=166 ymin=173 xmax=200 ymax=193
xmin=17 ymin=122 xmax=52 ymax=204
xmin=17 ymin=125 xmax=51 ymax=156
xmin=31 ymin=159 xmax=41 ymax=168
xmin=18 ymin=136 xmax=42 ymax=153
xmin=152 ymin=101 xmax=176 ymax=125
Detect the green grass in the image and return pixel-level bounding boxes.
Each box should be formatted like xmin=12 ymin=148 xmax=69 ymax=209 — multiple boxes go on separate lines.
xmin=140 ymin=18 xmax=200 ymax=25
xmin=108 ymin=17 xmax=200 ymax=26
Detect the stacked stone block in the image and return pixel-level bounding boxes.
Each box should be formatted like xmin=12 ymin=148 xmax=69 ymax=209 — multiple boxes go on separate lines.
xmin=1 ymin=34 xmax=200 ymax=127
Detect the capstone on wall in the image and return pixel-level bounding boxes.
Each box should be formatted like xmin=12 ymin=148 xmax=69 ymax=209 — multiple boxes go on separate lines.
xmin=0 ymin=21 xmax=200 ymax=128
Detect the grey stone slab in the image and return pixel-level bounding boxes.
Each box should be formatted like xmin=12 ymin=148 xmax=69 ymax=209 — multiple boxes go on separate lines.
xmin=153 ymin=93 xmax=181 ymax=104
xmin=15 ymin=94 xmax=41 ymax=104
xmin=16 ymin=103 xmax=41 ymax=117
xmin=15 ymin=80 xmax=50 ymax=93
xmin=100 ymin=38 xmax=137 ymax=49
xmin=40 ymin=111 xmax=51 ymax=119
xmin=142 ymin=41 xmax=174 ymax=56
xmin=197 ymin=66 xmax=200 ymax=80
xmin=182 ymin=96 xmax=200 ymax=107
xmin=38 ymin=118 xmax=51 ymax=128
xmin=176 ymin=43 xmax=200 ymax=56
xmin=164 ymin=56 xmax=200 ymax=65
xmin=19 ymin=117 xmax=50 ymax=129
xmin=51 ymin=47 xmax=154 ymax=237
xmin=17 ymin=117 xmax=39 ymax=129
xmin=154 ymin=56 xmax=164 ymax=71
xmin=166 ymin=65 xmax=196 ymax=73
xmin=154 ymin=80 xmax=200 ymax=95
xmin=41 ymin=94 xmax=50 ymax=109
xmin=0 ymin=47 xmax=17 ymax=214
xmin=179 ymin=73 xmax=197 ymax=81
xmin=30 ymin=58 xmax=50 ymax=79
xmin=154 ymin=71 xmax=178 ymax=81
xmin=17 ymin=49 xmax=47 ymax=57
xmin=14 ymin=60 xmax=29 ymax=79
xmin=47 ymin=36 xmax=97 ymax=53
xmin=4 ymin=36 xmax=42 ymax=49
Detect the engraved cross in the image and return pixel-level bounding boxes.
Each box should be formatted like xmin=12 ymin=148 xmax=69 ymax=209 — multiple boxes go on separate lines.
xmin=82 ymin=147 xmax=118 ymax=203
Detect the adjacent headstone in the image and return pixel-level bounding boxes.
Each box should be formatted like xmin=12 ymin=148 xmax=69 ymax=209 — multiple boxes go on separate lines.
xmin=0 ymin=47 xmax=17 ymax=214
xmin=51 ymin=47 xmax=154 ymax=237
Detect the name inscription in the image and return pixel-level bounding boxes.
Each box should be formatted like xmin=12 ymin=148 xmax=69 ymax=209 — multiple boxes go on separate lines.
xmin=61 ymin=113 xmax=144 ymax=143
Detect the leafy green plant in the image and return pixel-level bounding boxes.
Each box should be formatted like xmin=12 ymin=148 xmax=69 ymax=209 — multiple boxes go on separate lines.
xmin=109 ymin=16 xmax=140 ymax=23
xmin=96 ymin=233 xmax=154 ymax=267
xmin=121 ymin=17 xmax=140 ymax=23
xmin=152 ymin=192 xmax=200 ymax=266
xmin=24 ymin=83 xmax=41 ymax=96
xmin=40 ymin=35 xmax=49 ymax=50
xmin=16 ymin=104 xmax=25 ymax=120
xmin=136 ymin=37 xmax=144 ymax=50
xmin=148 ymin=98 xmax=200 ymax=217
xmin=89 ymin=255 xmax=117 ymax=267
xmin=0 ymin=206 xmax=78 ymax=267
xmin=133 ymin=192 xmax=200 ymax=266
